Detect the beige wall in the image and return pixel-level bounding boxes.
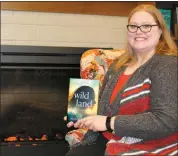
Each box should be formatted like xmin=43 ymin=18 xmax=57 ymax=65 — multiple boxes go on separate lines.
xmin=1 ymin=10 xmax=128 ymax=49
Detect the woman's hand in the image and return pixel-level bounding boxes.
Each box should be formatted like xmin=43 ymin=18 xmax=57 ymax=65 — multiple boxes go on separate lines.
xmin=73 ymin=115 xmax=107 ymax=132
xmin=64 ymin=115 xmax=116 ymax=131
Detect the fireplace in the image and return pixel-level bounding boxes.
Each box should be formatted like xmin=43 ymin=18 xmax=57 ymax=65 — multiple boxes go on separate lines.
xmin=0 ymin=45 xmax=111 ymax=156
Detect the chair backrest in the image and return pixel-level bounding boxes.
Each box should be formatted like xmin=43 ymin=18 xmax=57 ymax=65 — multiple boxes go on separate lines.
xmin=80 ymin=49 xmax=125 ymax=85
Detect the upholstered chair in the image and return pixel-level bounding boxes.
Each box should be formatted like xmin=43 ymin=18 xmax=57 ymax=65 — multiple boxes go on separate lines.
xmin=65 ymin=48 xmax=125 ymax=147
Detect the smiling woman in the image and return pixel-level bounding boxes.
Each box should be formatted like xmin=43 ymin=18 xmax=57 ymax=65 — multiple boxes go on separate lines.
xmin=65 ymin=4 xmax=177 ymax=156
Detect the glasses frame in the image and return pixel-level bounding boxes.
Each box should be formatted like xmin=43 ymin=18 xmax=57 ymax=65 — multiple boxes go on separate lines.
xmin=127 ymin=24 xmax=158 ymax=33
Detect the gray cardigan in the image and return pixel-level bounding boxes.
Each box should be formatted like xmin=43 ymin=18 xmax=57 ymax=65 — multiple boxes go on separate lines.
xmin=75 ymin=53 xmax=178 ymax=146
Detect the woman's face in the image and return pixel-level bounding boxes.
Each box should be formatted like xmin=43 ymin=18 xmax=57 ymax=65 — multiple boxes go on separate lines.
xmin=127 ymin=11 xmax=162 ymax=53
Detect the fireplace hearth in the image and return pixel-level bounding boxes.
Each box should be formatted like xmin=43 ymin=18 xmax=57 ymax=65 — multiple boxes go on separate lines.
xmin=1 ymin=45 xmax=112 ymax=156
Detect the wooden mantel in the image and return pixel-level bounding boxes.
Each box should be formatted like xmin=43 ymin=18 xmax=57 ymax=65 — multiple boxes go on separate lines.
xmin=1 ymin=2 xmax=155 ymax=16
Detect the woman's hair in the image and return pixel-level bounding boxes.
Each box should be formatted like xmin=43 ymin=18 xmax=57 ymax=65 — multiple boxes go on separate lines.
xmin=115 ymin=4 xmax=178 ymax=71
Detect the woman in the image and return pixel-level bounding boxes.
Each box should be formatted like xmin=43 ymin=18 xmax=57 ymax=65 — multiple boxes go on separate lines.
xmin=65 ymin=4 xmax=178 ymax=156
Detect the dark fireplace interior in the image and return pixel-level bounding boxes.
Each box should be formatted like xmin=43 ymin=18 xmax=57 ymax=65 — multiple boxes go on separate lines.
xmin=0 ymin=45 xmax=111 ymax=156
xmin=1 ymin=68 xmax=79 ymax=142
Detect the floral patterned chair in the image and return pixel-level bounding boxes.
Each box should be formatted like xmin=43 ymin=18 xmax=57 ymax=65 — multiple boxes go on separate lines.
xmin=65 ymin=48 xmax=125 ymax=147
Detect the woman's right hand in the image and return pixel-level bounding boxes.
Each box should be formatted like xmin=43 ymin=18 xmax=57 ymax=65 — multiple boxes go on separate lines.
xmin=63 ymin=116 xmax=75 ymax=128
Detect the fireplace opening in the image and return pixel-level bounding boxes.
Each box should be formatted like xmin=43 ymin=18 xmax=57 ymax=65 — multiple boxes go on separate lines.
xmin=0 ymin=69 xmax=80 ymax=140
xmin=1 ymin=67 xmax=80 ymax=145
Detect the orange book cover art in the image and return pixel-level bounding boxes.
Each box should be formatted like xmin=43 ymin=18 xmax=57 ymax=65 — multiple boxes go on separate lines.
xmin=67 ymin=78 xmax=100 ymax=122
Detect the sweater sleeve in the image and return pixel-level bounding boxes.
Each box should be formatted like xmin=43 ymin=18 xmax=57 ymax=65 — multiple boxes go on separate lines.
xmin=114 ymin=58 xmax=178 ymax=140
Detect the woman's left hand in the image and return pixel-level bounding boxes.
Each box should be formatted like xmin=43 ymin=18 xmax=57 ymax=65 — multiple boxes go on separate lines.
xmin=74 ymin=115 xmax=107 ymax=132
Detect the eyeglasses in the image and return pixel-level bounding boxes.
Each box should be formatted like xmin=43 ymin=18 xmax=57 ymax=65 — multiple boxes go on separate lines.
xmin=127 ymin=24 xmax=158 ymax=33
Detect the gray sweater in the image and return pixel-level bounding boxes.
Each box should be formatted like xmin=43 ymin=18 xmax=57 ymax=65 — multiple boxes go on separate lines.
xmin=76 ymin=53 xmax=178 ymax=146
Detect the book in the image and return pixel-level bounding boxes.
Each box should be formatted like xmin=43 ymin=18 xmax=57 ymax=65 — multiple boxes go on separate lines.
xmin=67 ymin=78 xmax=100 ymax=123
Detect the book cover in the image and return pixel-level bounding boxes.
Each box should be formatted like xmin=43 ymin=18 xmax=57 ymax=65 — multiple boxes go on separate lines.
xmin=67 ymin=78 xmax=100 ymax=123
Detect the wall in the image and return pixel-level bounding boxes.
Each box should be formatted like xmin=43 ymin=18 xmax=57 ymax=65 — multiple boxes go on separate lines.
xmin=1 ymin=10 xmax=128 ymax=49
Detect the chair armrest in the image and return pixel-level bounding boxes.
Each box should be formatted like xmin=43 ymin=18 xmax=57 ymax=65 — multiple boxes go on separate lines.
xmin=65 ymin=128 xmax=88 ymax=146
